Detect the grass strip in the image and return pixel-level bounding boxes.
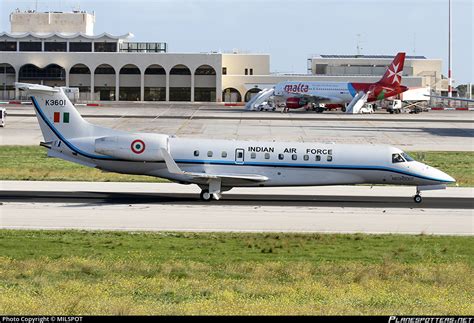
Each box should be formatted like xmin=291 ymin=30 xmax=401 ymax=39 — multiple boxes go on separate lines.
xmin=0 ymin=230 xmax=472 ymax=315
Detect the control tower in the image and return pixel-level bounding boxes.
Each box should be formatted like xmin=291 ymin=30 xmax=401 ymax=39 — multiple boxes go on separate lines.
xmin=10 ymin=10 xmax=95 ymax=35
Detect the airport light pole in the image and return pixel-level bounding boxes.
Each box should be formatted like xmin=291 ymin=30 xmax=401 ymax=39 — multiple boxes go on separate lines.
xmin=448 ymin=0 xmax=452 ymax=99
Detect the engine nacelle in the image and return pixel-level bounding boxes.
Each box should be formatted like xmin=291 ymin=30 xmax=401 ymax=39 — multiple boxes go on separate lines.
xmin=94 ymin=133 xmax=169 ymax=161
xmin=286 ymin=97 xmax=306 ymax=109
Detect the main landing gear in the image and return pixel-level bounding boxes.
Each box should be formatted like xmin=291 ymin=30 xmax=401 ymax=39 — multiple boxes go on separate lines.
xmin=200 ymin=189 xmax=213 ymax=202
xmin=199 ymin=179 xmax=228 ymax=201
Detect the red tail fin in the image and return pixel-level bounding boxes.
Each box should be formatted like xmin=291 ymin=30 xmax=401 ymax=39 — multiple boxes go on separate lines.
xmin=378 ymin=52 xmax=406 ymax=86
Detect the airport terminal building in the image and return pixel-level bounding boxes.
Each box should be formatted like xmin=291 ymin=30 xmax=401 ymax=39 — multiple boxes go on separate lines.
xmin=0 ymin=10 xmax=451 ymax=102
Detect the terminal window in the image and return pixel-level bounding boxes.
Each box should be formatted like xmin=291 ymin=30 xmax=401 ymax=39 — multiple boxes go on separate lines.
xmin=69 ymin=42 xmax=92 ymax=52
xmin=0 ymin=41 xmax=17 ymax=51
xmin=44 ymin=42 xmax=67 ymax=52
xmin=19 ymin=42 xmax=41 ymax=52
xmin=94 ymin=42 xmax=117 ymax=52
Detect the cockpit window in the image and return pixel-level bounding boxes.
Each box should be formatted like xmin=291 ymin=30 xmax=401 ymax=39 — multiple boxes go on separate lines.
xmin=401 ymin=152 xmax=414 ymax=162
xmin=392 ymin=153 xmax=405 ymax=163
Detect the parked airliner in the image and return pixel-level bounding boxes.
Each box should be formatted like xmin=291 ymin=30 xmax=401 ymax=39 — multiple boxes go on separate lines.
xmin=274 ymin=52 xmax=409 ymax=110
xmin=17 ymin=82 xmax=454 ymax=203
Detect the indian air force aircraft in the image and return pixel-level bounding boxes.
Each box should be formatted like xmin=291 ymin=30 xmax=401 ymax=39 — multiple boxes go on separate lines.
xmin=17 ymin=82 xmax=454 ymax=203
xmin=273 ymin=52 xmax=409 ymax=113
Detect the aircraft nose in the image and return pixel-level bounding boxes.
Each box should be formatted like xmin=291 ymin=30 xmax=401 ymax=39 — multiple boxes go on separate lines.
xmin=441 ymin=171 xmax=456 ymax=184
xmin=417 ymin=162 xmax=455 ymax=184
xmin=432 ymin=167 xmax=456 ymax=183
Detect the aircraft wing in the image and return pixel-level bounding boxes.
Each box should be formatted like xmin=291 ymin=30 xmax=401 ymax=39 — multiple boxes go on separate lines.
xmin=160 ymin=148 xmax=268 ymax=182
xmin=424 ymin=94 xmax=474 ymax=103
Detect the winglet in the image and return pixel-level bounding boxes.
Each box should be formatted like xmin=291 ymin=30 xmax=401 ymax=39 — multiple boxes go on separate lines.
xmin=160 ymin=148 xmax=184 ymax=175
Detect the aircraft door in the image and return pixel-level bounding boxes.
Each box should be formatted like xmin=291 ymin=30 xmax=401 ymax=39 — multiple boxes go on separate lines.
xmin=235 ymin=148 xmax=244 ymax=164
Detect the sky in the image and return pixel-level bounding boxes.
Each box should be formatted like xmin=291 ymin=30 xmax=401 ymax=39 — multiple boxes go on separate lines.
xmin=1 ymin=0 xmax=472 ymax=84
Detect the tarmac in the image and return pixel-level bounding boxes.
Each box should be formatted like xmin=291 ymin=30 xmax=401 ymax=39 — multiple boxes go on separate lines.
xmin=2 ymin=104 xmax=473 ymax=151
xmin=1 ymin=181 xmax=472 ymax=235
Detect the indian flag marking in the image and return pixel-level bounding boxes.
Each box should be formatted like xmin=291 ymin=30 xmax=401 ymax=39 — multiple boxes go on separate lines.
xmin=63 ymin=112 xmax=70 ymax=123
xmin=53 ymin=112 xmax=60 ymax=123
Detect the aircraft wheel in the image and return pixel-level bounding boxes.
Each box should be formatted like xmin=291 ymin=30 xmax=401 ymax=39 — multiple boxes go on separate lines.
xmin=200 ymin=190 xmax=212 ymax=202
xmin=414 ymin=194 xmax=422 ymax=203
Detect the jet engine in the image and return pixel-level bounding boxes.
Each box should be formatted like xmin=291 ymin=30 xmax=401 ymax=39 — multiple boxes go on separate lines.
xmin=285 ymin=97 xmax=306 ymax=109
xmin=94 ymin=133 xmax=169 ymax=161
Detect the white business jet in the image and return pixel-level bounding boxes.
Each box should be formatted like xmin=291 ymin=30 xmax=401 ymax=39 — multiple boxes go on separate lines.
xmin=16 ymin=83 xmax=455 ymax=203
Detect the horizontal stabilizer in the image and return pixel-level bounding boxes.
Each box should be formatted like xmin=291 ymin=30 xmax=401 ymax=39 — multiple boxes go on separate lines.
xmin=160 ymin=148 xmax=268 ymax=182
xmin=15 ymin=82 xmax=59 ymax=93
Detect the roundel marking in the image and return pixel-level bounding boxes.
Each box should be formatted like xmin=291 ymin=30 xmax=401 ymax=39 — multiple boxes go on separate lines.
xmin=131 ymin=139 xmax=146 ymax=154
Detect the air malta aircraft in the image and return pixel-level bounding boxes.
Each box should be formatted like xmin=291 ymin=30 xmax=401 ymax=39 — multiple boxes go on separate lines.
xmin=16 ymin=82 xmax=454 ymax=203
xmin=274 ymin=52 xmax=409 ymax=112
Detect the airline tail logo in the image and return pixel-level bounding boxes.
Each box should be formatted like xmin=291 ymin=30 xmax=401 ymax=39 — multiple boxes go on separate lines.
xmin=387 ymin=62 xmax=402 ymax=84
xmin=380 ymin=52 xmax=405 ymax=86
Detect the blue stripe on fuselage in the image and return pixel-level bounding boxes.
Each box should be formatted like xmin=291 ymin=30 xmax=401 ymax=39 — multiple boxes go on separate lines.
xmin=348 ymin=83 xmax=357 ymax=97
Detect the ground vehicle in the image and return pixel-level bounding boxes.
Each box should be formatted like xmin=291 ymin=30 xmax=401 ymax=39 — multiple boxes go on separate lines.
xmin=360 ymin=104 xmax=375 ymax=114
xmin=0 ymin=108 xmax=6 ymax=127
xmin=386 ymin=100 xmax=404 ymax=114
xmin=256 ymin=102 xmax=276 ymax=111
xmin=386 ymin=99 xmax=424 ymax=114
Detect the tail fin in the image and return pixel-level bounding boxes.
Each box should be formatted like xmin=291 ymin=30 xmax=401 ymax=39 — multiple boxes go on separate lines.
xmin=16 ymin=83 xmax=94 ymax=143
xmin=378 ymin=52 xmax=406 ymax=86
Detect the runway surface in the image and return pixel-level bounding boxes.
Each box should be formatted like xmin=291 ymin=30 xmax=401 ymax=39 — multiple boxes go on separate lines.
xmin=1 ymin=190 xmax=472 ymax=209
xmin=1 ymin=182 xmax=473 ymax=235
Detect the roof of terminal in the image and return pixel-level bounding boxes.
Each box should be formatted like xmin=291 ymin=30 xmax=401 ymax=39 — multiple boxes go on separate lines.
xmin=317 ymin=55 xmax=427 ymax=59
xmin=0 ymin=31 xmax=133 ymax=40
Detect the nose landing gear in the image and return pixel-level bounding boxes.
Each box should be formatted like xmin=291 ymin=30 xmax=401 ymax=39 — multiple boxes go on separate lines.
xmin=414 ymin=194 xmax=422 ymax=203
xmin=413 ymin=188 xmax=422 ymax=203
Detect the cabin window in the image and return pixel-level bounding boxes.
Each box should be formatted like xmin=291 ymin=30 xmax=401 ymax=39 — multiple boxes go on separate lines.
xmin=315 ymin=155 xmax=321 ymax=161
xmin=221 ymin=151 xmax=227 ymax=158
xmin=207 ymin=151 xmax=213 ymax=157
xmin=327 ymin=156 xmax=333 ymax=162
xmin=251 ymin=152 xmax=257 ymax=159
xmin=303 ymin=155 xmax=309 ymax=161
xmin=264 ymin=153 xmax=270 ymax=159
xmin=278 ymin=153 xmax=284 ymax=160
xmin=292 ymin=154 xmax=297 ymax=161
xmin=392 ymin=153 xmax=405 ymax=163
xmin=194 ymin=150 xmax=199 ymax=157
